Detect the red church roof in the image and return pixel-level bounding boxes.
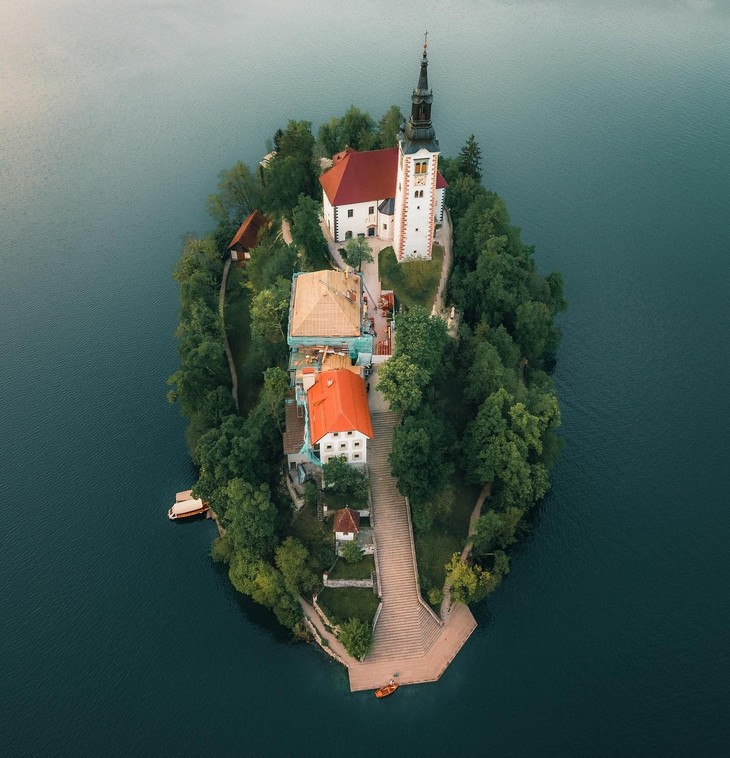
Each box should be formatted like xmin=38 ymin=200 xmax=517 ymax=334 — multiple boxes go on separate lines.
xmin=228 ymin=210 xmax=267 ymax=251
xmin=307 ymin=370 xmax=373 ymax=444
xmin=319 ymin=147 xmax=447 ymax=206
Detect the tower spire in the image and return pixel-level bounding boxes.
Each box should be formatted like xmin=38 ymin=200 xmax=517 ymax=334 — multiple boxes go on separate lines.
xmin=402 ymin=36 xmax=438 ymax=153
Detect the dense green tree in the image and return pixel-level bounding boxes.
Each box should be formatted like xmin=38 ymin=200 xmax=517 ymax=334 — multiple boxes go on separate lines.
xmin=392 ymin=306 xmax=449 ymax=382
xmin=322 ymin=455 xmax=368 ymax=496
xmin=261 ymin=156 xmax=309 ymax=217
xmin=192 ymin=414 xmax=265 ymax=514
xmin=258 ymin=367 xmax=289 ymax=431
xmin=250 ymin=277 xmax=291 ymax=344
xmin=458 ymin=134 xmax=483 ymax=181
xmin=225 ymin=479 xmax=278 ymax=561
xmin=205 ymin=161 xmax=262 ymax=234
xmin=275 ymin=537 xmax=319 ymax=597
xmin=444 ymin=554 xmax=492 ymax=605
xmin=376 ymin=354 xmax=428 ymax=413
xmin=246 ymin=236 xmax=297 ymax=294
xmin=290 ymin=194 xmax=330 ymax=270
xmin=473 ymin=508 xmax=524 ymax=554
xmin=375 ymin=105 xmax=404 ymax=148
xmin=338 ymin=617 xmax=373 ymax=661
xmin=389 ymin=407 xmax=454 ymax=517
xmin=342 ymin=236 xmax=374 ymax=271
xmin=317 ymin=107 xmax=376 ymax=155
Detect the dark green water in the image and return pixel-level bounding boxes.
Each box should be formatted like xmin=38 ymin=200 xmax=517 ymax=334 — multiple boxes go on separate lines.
xmin=2 ymin=1 xmax=728 ymax=755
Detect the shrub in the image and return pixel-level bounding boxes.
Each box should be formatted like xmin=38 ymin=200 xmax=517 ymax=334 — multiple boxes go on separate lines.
xmin=341 ymin=542 xmax=365 ymax=564
xmin=338 ymin=617 xmax=373 ymax=661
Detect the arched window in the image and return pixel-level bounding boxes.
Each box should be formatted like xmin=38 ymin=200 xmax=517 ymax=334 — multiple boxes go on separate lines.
xmin=345 ymin=230 xmax=352 ymax=240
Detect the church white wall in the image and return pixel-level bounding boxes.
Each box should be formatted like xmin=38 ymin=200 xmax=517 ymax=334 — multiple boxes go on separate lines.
xmin=323 ymin=194 xmax=335 ymax=238
xmin=436 ymin=187 xmax=445 ymax=223
xmin=334 ymin=201 xmax=378 ymax=243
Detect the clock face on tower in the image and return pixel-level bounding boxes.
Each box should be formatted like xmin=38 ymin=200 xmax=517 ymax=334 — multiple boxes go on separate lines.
xmin=415 ymin=176 xmax=426 ymax=186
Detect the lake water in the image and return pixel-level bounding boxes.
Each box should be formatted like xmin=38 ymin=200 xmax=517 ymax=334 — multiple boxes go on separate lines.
xmin=1 ymin=1 xmax=728 ymax=755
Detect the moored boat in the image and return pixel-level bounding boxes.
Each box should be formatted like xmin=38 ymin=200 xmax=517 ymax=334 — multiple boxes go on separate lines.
xmin=168 ymin=496 xmax=209 ymax=520
xmin=374 ymin=680 xmax=399 ymax=698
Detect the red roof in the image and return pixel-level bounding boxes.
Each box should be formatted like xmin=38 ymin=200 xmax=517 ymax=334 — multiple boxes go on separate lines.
xmin=319 ymin=147 xmax=447 ymax=206
xmin=332 ymin=508 xmax=360 ymax=534
xmin=228 ymin=210 xmax=267 ymax=251
xmin=307 ymin=370 xmax=373 ymax=444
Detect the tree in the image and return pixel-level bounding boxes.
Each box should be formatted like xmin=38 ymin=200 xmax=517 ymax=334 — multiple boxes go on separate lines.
xmin=261 ymin=156 xmax=309 ymax=217
xmin=473 ymin=508 xmax=524 ymax=553
xmin=225 ymin=479 xmax=279 ymax=561
xmin=290 ymin=194 xmax=330 ymax=270
xmin=458 ymin=134 xmax=483 ymax=181
xmin=444 ymin=554 xmax=491 ymax=605
xmin=250 ymin=277 xmax=291 ymax=344
xmin=375 ymin=105 xmax=404 ymax=148
xmin=322 ymin=455 xmax=368 ymax=496
xmin=317 ymin=107 xmax=376 ymax=155
xmin=393 ymin=306 xmax=449 ymax=382
xmin=376 ymin=354 xmax=428 ymax=413
xmin=342 ymin=236 xmax=374 ymax=271
xmin=258 ymin=367 xmax=289 ymax=431
xmin=514 ymin=300 xmax=553 ymax=364
xmin=275 ymin=537 xmax=319 ymax=597
xmin=340 ymin=541 xmax=365 ymax=564
xmin=206 ymin=161 xmax=261 ymax=234
xmin=338 ymin=618 xmax=373 ymax=661
xmin=389 ymin=406 xmax=453 ymax=513
xmin=245 ymin=236 xmax=297 ymax=294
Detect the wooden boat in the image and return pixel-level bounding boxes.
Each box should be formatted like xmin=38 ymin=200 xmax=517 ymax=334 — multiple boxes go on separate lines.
xmin=168 ymin=496 xmax=209 ymax=521
xmin=374 ymin=680 xmax=399 ymax=698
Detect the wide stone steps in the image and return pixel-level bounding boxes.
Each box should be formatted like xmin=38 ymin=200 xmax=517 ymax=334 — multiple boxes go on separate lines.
xmin=364 ymin=411 xmax=442 ymax=664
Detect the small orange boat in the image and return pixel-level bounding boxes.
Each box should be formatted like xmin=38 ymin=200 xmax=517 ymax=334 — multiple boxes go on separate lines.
xmin=374 ymin=680 xmax=399 ymax=698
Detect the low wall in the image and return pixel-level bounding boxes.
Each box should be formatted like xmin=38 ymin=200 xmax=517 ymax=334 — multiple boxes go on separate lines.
xmin=323 ymin=576 xmax=374 ymax=589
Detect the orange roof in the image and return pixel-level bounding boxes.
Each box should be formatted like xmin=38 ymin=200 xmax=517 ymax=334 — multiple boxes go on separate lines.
xmin=307 ymin=370 xmax=373 ymax=444
xmin=319 ymin=147 xmax=447 ymax=206
xmin=332 ymin=508 xmax=360 ymax=534
xmin=228 ymin=210 xmax=267 ymax=251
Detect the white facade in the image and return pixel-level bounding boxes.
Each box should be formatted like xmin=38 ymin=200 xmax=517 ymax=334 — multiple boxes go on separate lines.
xmin=317 ymin=430 xmax=369 ymax=465
xmin=393 ymin=146 xmax=440 ymax=261
xmin=323 ymin=198 xmax=394 ymax=244
xmin=334 ymin=529 xmax=356 ymax=542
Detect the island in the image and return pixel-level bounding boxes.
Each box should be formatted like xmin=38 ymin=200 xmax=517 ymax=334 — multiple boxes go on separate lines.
xmin=167 ymin=41 xmax=565 ymax=692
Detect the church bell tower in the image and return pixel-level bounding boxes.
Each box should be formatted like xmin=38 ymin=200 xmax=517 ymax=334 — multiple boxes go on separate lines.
xmin=393 ymin=36 xmax=440 ymax=261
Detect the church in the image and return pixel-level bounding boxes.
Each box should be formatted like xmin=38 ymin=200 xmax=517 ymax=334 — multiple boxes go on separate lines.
xmin=319 ymin=42 xmax=446 ymax=261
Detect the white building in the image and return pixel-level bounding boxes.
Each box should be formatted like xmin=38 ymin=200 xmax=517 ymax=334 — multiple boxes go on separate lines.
xmin=319 ymin=43 xmax=445 ymax=260
xmin=307 ymin=369 xmax=373 ymax=466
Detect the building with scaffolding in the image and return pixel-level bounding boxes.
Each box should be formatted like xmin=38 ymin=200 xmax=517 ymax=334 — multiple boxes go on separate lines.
xmin=284 ymin=270 xmax=375 ymax=477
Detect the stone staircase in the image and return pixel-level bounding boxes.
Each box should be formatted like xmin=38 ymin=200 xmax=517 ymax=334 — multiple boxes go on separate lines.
xmin=367 ymin=412 xmax=442 ymax=662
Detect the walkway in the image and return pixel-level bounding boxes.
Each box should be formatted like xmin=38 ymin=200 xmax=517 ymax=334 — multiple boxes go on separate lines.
xmin=433 ymin=208 xmax=453 ymax=316
xmin=346 ymin=411 xmax=477 ymax=691
xmin=440 ymin=483 xmax=491 ymax=617
xmin=219 ymin=258 xmax=239 ymax=412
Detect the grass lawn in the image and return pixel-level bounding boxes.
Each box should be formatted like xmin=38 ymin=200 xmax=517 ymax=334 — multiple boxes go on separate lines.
xmin=378 ymin=244 xmax=443 ymax=310
xmin=317 ymin=587 xmax=379 ymax=626
xmin=414 ymin=478 xmax=480 ymax=600
xmin=329 ymin=555 xmax=375 ymax=580
xmin=322 ymin=490 xmax=368 ymax=511
xmin=224 ymin=265 xmax=259 ymax=414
